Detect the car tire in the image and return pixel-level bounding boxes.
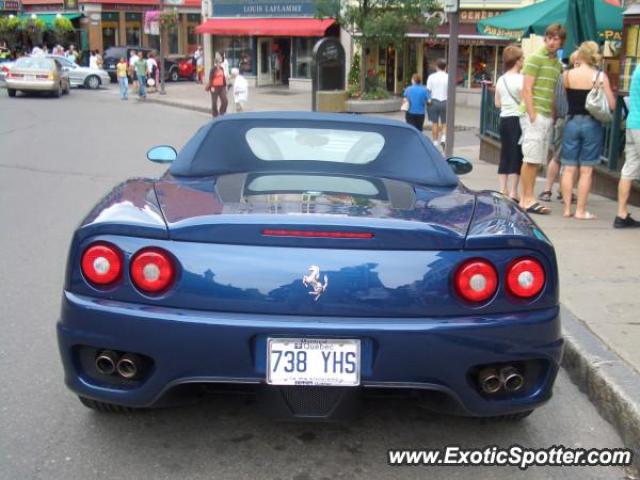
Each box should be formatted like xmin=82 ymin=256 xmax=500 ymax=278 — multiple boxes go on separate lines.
xmin=78 ymin=396 xmax=138 ymax=413
xmin=484 ymin=410 xmax=533 ymax=422
xmin=53 ymin=83 xmax=62 ymax=98
xmin=85 ymin=75 xmax=100 ymax=90
xmin=7 ymin=88 xmax=16 ymax=97
xmin=64 ymin=83 xmax=70 ymax=95
xmin=169 ymin=68 xmax=179 ymax=82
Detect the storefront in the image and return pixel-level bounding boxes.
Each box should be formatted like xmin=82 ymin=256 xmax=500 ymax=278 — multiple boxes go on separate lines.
xmin=196 ymin=0 xmax=339 ymax=90
xmin=21 ymin=0 xmax=201 ymax=56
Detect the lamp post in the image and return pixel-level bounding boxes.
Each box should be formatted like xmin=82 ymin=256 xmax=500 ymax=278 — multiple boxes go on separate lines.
xmin=444 ymin=0 xmax=459 ymax=158
xmin=158 ymin=0 xmax=166 ymax=94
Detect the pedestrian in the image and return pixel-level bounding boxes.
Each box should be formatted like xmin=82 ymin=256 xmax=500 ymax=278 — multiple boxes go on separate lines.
xmin=519 ymin=23 xmax=566 ymax=215
xmin=116 ymin=56 xmax=128 ymax=100
xmin=96 ymin=50 xmax=103 ymax=70
xmin=194 ymin=45 xmax=204 ymax=84
xmin=146 ymin=52 xmax=158 ymax=93
xmin=205 ymin=53 xmax=228 ymax=118
xmin=560 ymin=41 xmax=615 ymax=219
xmin=66 ymin=44 xmax=78 ymax=64
xmin=134 ymin=51 xmax=148 ymax=101
xmin=614 ymin=64 xmax=640 ymax=227
xmin=89 ymin=50 xmax=98 ymax=70
xmin=539 ymin=52 xmax=578 ymax=204
xmin=129 ymin=49 xmax=139 ymax=93
xmin=231 ymin=67 xmax=248 ymax=112
xmin=426 ymin=58 xmax=449 ymax=150
xmin=31 ymin=44 xmax=45 ymax=57
xmin=403 ymin=73 xmax=430 ymax=132
xmin=494 ymin=45 xmax=524 ymax=202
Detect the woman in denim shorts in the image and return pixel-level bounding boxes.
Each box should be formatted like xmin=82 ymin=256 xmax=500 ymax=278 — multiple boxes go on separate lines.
xmin=560 ymin=41 xmax=615 ymax=219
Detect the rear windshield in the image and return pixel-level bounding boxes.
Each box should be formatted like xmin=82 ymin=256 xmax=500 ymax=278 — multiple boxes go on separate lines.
xmin=245 ymin=128 xmax=385 ymax=164
xmin=104 ymin=47 xmax=125 ymax=59
xmin=15 ymin=57 xmax=55 ymax=69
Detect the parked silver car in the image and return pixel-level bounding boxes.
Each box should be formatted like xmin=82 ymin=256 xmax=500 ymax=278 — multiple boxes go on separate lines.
xmin=48 ymin=55 xmax=111 ymax=89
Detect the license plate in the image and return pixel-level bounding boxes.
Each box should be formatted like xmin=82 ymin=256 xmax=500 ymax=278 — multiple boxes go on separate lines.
xmin=25 ymin=75 xmax=36 ymax=81
xmin=267 ymin=338 xmax=360 ymax=386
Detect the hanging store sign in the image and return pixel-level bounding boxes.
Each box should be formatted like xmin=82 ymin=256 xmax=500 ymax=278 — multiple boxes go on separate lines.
xmin=460 ymin=10 xmax=502 ymax=23
xmin=212 ymin=0 xmax=316 ymax=17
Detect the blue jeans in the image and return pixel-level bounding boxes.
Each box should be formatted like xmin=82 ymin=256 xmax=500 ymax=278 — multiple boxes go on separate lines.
xmin=561 ymin=115 xmax=603 ymax=166
xmin=118 ymin=76 xmax=128 ymax=99
xmin=137 ymin=74 xmax=146 ymax=98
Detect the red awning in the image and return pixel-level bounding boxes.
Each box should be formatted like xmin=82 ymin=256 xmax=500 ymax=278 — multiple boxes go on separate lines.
xmin=196 ymin=17 xmax=335 ymax=36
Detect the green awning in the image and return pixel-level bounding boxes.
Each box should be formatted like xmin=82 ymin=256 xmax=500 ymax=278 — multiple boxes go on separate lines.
xmin=18 ymin=13 xmax=82 ymax=27
xmin=477 ymin=0 xmax=623 ymax=49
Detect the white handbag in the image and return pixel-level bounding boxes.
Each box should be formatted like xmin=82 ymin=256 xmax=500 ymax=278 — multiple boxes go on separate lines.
xmin=585 ymin=71 xmax=612 ymax=123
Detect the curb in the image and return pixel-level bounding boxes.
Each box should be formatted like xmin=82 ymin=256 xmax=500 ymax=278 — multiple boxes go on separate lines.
xmin=146 ymin=96 xmax=476 ymax=131
xmin=146 ymin=96 xmax=211 ymax=115
xmin=560 ymin=305 xmax=640 ymax=473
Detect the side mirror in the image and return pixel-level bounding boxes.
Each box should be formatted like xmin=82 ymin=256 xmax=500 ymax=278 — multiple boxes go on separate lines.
xmin=147 ymin=145 xmax=177 ymax=163
xmin=446 ymin=156 xmax=473 ymax=175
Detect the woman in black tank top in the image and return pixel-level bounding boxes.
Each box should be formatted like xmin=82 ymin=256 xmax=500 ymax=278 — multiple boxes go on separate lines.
xmin=560 ymin=41 xmax=615 ymax=220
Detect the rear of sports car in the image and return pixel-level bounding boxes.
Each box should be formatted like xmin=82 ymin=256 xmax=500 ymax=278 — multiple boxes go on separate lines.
xmin=57 ymin=173 xmax=562 ymax=420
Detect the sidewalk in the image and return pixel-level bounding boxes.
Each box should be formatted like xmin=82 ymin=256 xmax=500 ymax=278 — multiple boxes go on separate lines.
xmin=148 ymin=81 xmax=640 ymax=468
xmin=146 ymin=81 xmax=481 ymax=129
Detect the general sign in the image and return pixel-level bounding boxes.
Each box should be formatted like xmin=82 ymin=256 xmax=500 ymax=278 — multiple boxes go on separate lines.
xmin=212 ymin=0 xmax=316 ymax=17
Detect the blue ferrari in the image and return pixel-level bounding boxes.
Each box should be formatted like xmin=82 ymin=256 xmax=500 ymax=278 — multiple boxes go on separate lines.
xmin=57 ymin=112 xmax=562 ymax=420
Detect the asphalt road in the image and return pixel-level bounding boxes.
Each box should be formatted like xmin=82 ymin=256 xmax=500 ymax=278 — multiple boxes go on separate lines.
xmin=0 ymin=86 xmax=631 ymax=480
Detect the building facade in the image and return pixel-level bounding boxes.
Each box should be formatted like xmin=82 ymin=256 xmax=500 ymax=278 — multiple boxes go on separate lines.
xmin=17 ymin=0 xmax=201 ymax=56
xmin=197 ymin=0 xmax=341 ymax=90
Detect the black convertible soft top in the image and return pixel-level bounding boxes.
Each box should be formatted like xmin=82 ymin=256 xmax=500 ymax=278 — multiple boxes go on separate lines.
xmin=170 ymin=112 xmax=459 ymax=187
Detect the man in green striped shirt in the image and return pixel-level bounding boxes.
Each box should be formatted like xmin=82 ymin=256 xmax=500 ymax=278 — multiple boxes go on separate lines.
xmin=520 ymin=23 xmax=566 ymax=215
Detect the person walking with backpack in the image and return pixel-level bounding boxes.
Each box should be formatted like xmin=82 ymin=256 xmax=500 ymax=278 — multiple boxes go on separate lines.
xmin=494 ymin=45 xmax=524 ymax=202
xmin=205 ymin=53 xmax=228 ymax=117
xmin=560 ymin=41 xmax=615 ymax=219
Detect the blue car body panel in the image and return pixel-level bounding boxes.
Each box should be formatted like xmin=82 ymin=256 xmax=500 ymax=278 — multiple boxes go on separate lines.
xmin=58 ymin=113 xmax=562 ymax=418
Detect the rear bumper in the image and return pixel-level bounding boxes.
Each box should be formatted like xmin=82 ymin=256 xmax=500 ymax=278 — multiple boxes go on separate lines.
xmin=6 ymin=79 xmax=57 ymax=91
xmin=58 ymin=291 xmax=563 ymax=417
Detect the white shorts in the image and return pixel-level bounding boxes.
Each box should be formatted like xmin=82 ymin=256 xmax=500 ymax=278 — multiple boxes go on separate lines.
xmin=622 ymin=129 xmax=640 ymax=180
xmin=521 ymin=114 xmax=553 ymax=165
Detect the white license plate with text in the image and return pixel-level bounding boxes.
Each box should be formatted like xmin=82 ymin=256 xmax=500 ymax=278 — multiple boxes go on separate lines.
xmin=267 ymin=338 xmax=360 ymax=386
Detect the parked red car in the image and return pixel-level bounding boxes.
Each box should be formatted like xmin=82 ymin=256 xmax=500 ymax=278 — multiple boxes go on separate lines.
xmin=176 ymin=56 xmax=196 ymax=81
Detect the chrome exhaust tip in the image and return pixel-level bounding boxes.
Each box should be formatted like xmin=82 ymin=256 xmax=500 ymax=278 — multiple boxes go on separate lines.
xmin=500 ymin=366 xmax=525 ymax=392
xmin=116 ymin=353 xmax=140 ymax=379
xmin=478 ymin=367 xmax=502 ymax=394
xmin=95 ymin=350 xmax=118 ymax=375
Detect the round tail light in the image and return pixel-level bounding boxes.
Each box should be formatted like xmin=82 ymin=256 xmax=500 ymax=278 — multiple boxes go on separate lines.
xmin=81 ymin=243 xmax=123 ymax=286
xmin=454 ymin=259 xmax=498 ymax=303
xmin=506 ymin=257 xmax=545 ymax=298
xmin=130 ymin=248 xmax=175 ymax=294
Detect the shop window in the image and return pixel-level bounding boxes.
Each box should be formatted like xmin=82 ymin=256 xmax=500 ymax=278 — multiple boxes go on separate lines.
xmin=102 ymin=24 xmax=119 ymax=50
xmin=470 ymin=46 xmax=496 ymax=87
xmin=187 ymin=25 xmax=198 ymax=49
xmin=125 ymin=13 xmax=142 ymax=47
xmin=213 ymin=36 xmax=255 ymax=75
xmin=292 ymin=37 xmax=319 ymax=79
xmin=169 ymin=29 xmax=179 ymax=54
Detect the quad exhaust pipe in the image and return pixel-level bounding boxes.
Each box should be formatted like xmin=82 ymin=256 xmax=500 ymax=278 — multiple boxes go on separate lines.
xmin=478 ymin=365 xmax=525 ymax=394
xmin=116 ymin=353 xmax=141 ymax=379
xmin=95 ymin=350 xmax=118 ymax=375
xmin=95 ymin=350 xmax=142 ymax=379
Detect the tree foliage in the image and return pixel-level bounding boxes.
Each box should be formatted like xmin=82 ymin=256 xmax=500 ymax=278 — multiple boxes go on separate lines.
xmin=317 ymin=0 xmax=442 ymax=48
xmin=52 ymin=16 xmax=74 ymax=45
xmin=316 ymin=0 xmax=442 ymax=94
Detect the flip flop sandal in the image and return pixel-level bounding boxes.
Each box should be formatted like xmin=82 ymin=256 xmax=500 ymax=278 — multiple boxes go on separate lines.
xmin=557 ymin=192 xmax=578 ymax=204
xmin=538 ymin=191 xmax=552 ymax=202
xmin=575 ymin=212 xmax=597 ymax=220
xmin=526 ymin=202 xmax=551 ymax=215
